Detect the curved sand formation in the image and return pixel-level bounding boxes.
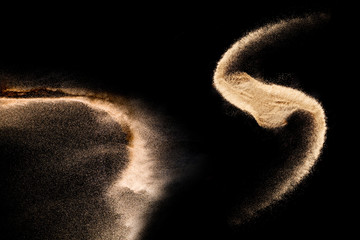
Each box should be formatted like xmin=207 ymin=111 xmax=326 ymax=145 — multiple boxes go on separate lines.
xmin=213 ymin=14 xmax=328 ymax=222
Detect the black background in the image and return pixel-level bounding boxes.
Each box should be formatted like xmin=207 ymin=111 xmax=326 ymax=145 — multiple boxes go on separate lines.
xmin=0 ymin=1 xmax=353 ymax=239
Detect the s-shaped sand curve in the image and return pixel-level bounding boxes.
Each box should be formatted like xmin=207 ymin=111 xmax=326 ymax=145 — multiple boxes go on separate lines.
xmin=213 ymin=14 xmax=328 ymax=222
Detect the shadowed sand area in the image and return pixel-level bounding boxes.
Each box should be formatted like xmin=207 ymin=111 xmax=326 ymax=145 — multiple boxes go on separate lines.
xmin=0 ymin=101 xmax=129 ymax=239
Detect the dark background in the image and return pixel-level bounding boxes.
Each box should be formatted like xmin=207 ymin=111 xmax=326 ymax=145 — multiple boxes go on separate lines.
xmin=0 ymin=1 xmax=353 ymax=239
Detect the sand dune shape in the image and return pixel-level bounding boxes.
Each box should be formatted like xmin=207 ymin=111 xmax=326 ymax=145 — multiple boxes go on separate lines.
xmin=0 ymin=88 xmax=175 ymax=240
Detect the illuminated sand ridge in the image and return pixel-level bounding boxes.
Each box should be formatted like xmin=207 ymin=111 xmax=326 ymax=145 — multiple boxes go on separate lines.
xmin=213 ymin=15 xmax=328 ymax=222
xmin=0 ymin=87 xmax=176 ymax=240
